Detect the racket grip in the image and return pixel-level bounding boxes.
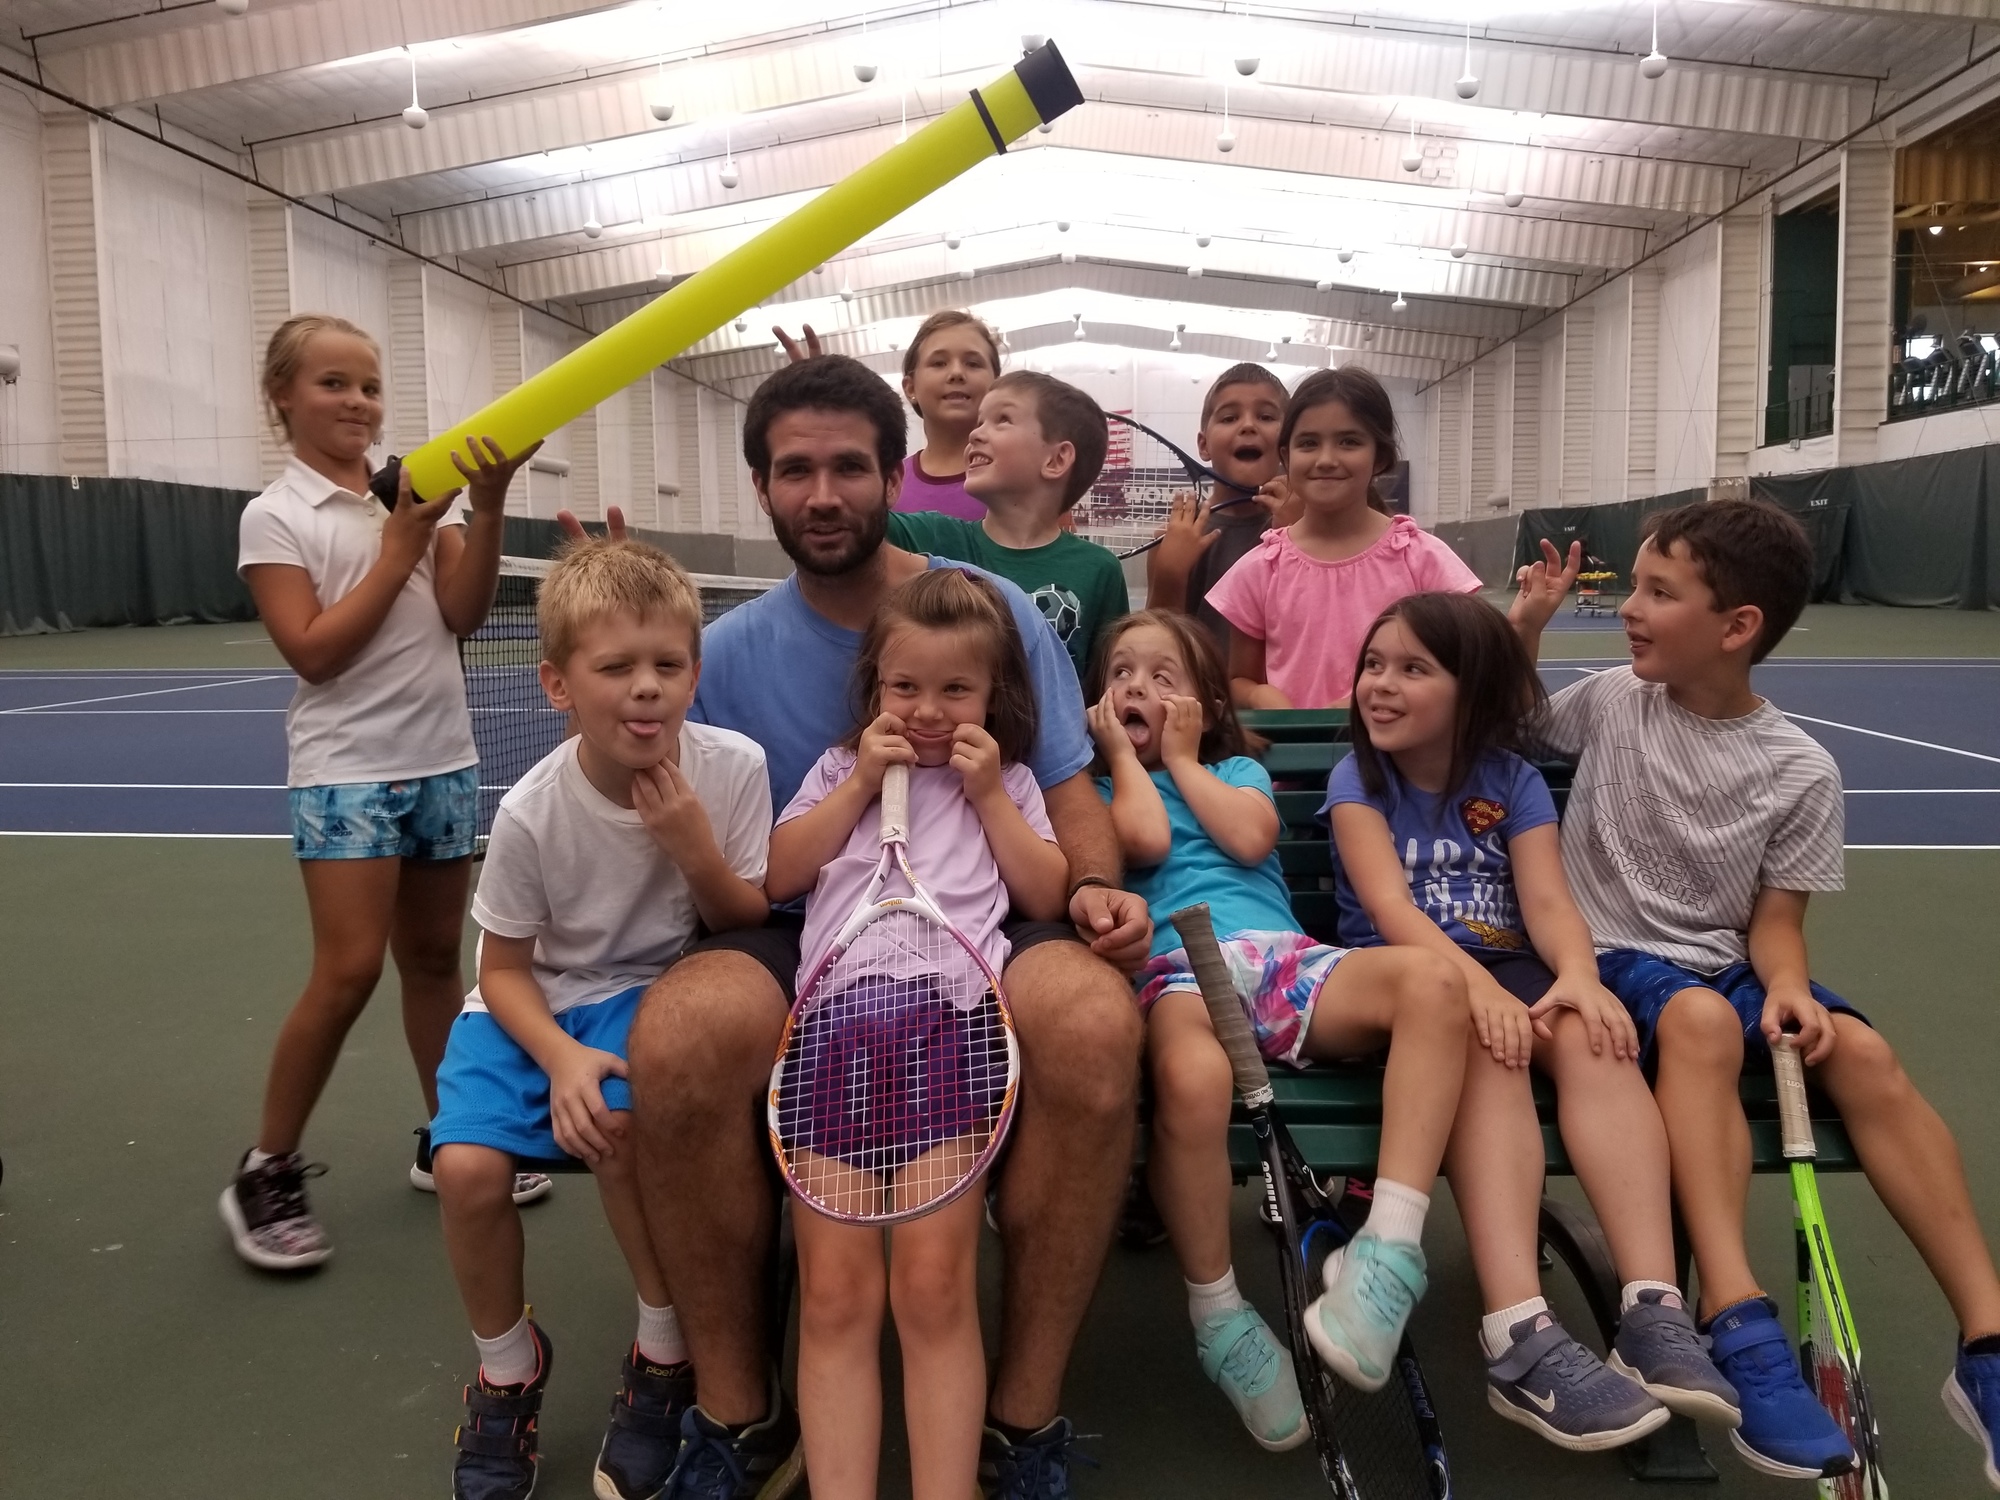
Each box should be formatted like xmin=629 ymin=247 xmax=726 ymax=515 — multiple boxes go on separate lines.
xmin=1169 ymin=904 xmax=1274 ymax=1108
xmin=1772 ymin=1036 xmax=1816 ymax=1161
xmin=879 ymin=763 xmax=910 ymax=845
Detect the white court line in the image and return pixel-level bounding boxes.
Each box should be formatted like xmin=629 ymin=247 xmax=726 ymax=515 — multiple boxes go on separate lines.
xmin=0 ymin=830 xmax=290 ymax=840
xmin=0 ymin=675 xmax=291 ymax=714
xmin=1782 ymin=713 xmax=2000 ymax=767
xmin=0 ymin=788 xmax=286 ymax=800
xmin=0 ymin=708 xmax=286 ymax=715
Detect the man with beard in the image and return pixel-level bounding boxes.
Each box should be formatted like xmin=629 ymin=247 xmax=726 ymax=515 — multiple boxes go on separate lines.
xmin=621 ymin=356 xmax=1150 ymax=1500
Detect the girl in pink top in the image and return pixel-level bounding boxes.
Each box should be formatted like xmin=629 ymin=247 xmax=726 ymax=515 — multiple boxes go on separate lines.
xmin=1206 ymin=367 xmax=1482 ymax=709
xmin=765 ymin=569 xmax=1067 ymax=1500
xmin=897 ymin=311 xmax=1001 ymax=521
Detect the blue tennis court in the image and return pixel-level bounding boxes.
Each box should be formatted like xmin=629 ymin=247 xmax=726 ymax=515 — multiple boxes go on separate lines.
xmin=6 ymin=658 xmax=1997 ymax=847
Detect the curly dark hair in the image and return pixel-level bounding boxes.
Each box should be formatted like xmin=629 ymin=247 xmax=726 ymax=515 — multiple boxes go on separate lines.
xmin=742 ymin=354 xmax=909 ymax=482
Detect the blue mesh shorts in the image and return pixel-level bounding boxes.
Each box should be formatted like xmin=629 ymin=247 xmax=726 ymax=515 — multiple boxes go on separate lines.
xmin=1596 ymin=948 xmax=1868 ymax=1072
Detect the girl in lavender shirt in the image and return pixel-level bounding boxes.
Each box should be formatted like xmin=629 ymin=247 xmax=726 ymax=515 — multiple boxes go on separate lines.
xmin=764 ymin=569 xmax=1067 ymax=1500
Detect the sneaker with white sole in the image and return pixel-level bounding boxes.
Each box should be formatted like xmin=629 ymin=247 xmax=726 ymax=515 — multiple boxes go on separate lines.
xmin=1606 ymin=1288 xmax=1742 ymax=1426
xmin=1944 ymin=1338 xmax=2000 ymax=1491
xmin=1196 ymin=1304 xmax=1309 ymax=1451
xmin=219 ymin=1148 xmax=330 ymax=1271
xmin=1486 ymin=1311 xmax=1669 ymax=1452
xmin=1303 ymin=1230 xmax=1427 ymax=1393
xmin=412 ymin=1126 xmax=554 ymax=1206
xmin=1704 ymin=1296 xmax=1855 ymax=1479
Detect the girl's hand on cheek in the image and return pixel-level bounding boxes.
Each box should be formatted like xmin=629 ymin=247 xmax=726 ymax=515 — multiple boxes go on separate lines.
xmin=1087 ymin=690 xmax=1136 ymax=762
xmin=949 ymin=723 xmax=1005 ymax=804
xmin=1160 ymin=695 xmax=1206 ymax=766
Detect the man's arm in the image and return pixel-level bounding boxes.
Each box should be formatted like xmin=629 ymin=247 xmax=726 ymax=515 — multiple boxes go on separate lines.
xmin=1041 ymin=771 xmax=1153 ymax=971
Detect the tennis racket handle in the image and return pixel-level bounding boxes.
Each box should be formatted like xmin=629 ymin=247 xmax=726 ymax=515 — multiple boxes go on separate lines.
xmin=1772 ymin=1036 xmax=1816 ymax=1160
xmin=1169 ymin=904 xmax=1274 ymax=1108
xmin=879 ymin=762 xmax=910 ymax=845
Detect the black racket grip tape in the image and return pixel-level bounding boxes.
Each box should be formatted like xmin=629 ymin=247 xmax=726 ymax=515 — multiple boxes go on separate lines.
xmin=1169 ymin=904 xmax=1273 ymax=1106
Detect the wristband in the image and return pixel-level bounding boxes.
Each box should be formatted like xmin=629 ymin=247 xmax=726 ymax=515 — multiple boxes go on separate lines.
xmin=1067 ymin=875 xmax=1114 ymax=901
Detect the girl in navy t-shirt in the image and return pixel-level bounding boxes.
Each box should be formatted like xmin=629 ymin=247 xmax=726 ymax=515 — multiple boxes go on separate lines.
xmin=1326 ymin=592 xmax=1735 ymax=1453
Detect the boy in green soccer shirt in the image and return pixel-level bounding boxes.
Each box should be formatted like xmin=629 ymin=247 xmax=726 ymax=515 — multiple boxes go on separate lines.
xmin=889 ymin=371 xmax=1128 ymax=686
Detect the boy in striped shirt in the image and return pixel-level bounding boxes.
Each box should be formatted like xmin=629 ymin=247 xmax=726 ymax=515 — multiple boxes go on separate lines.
xmin=1536 ymin=499 xmax=2000 ymax=1491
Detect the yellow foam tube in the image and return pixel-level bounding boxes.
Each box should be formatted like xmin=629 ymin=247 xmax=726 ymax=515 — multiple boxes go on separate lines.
xmin=398 ymin=43 xmax=1081 ymax=501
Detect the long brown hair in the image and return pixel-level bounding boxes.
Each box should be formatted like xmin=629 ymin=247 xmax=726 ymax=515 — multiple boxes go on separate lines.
xmin=1347 ymin=592 xmax=1545 ymax=801
xmin=901 ymin=310 xmax=1001 ymax=419
xmin=846 ymin=569 xmax=1038 ymax=763
xmin=1279 ymin=365 xmax=1395 ymax=515
xmin=1084 ymin=609 xmax=1264 ymax=769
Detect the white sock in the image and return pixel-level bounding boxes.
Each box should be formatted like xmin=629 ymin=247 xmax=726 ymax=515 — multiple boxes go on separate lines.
xmin=1187 ymin=1269 xmax=1248 ymax=1327
xmin=475 ymin=1313 xmax=539 ymax=1388
xmin=1364 ymin=1179 xmax=1431 ymax=1248
xmin=1621 ymin=1280 xmax=1685 ymax=1313
xmin=244 ymin=1147 xmax=276 ymax=1170
xmin=636 ymin=1298 xmax=687 ymax=1367
xmin=1480 ymin=1296 xmax=1551 ymax=1360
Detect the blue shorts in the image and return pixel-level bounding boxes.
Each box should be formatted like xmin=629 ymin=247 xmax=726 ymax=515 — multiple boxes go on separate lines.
xmin=1596 ymin=949 xmax=1869 ymax=1072
xmin=288 ymin=767 xmax=478 ymax=861
xmin=429 ymin=984 xmax=644 ymax=1160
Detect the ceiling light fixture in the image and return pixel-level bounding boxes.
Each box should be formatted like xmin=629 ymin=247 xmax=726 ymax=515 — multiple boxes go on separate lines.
xmin=1188 ymin=264 xmax=1204 ymax=278
xmin=1928 ymin=224 xmax=1944 ymax=236
xmin=840 ymin=279 xmax=854 ymax=301
xmin=1170 ymin=323 xmax=1184 ymax=351
xmin=1217 ymin=87 xmax=1236 ymax=153
xmin=1455 ymin=21 xmax=1480 ymax=99
xmin=946 ymin=232 xmax=962 ymax=249
xmin=1023 ymin=33 xmax=1047 ymax=52
xmin=1337 ymin=246 xmax=1354 ymax=264
xmin=216 ymin=0 xmax=249 ymax=15
xmin=648 ymin=12 xmax=675 ymax=122
xmin=1392 ymin=292 xmax=1408 ymax=310
xmin=1265 ymin=341 xmax=1279 ymax=360
xmin=1316 ymin=277 xmax=1334 ymax=291
xmin=583 ymin=216 xmax=603 ymax=239
xmin=960 ymin=265 xmax=976 ymax=280
xmin=1057 ymin=219 xmax=1071 ymax=233
xmin=1504 ymin=188 xmax=1525 ymax=207
xmin=654 ymin=247 xmax=672 ymax=283
xmin=1402 ymin=119 xmax=1423 ymax=173
xmin=402 ymin=48 xmax=428 ymax=130
xmin=1196 ymin=232 xmax=1211 ymax=248
xmin=1640 ymin=0 xmax=1669 ymax=79
xmin=853 ymin=14 xmax=877 ymax=82
xmin=1061 ymin=250 xmax=1077 ymax=262
xmin=718 ymin=123 xmax=739 ymax=188
xmin=1073 ymin=314 xmax=1087 ymax=341
xmin=1450 ymin=237 xmax=1468 ymax=258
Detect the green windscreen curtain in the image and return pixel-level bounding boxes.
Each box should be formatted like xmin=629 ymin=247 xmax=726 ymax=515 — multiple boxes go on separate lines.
xmin=1511 ymin=490 xmax=1707 ymax=585
xmin=0 ymin=474 xmax=257 ymax=635
xmin=1755 ymin=446 xmax=1997 ymax=609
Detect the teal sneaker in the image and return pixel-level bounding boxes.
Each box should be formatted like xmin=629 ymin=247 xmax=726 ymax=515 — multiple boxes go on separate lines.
xmin=1304 ymin=1230 xmax=1427 ymax=1393
xmin=1196 ymin=1305 xmax=1309 ymax=1451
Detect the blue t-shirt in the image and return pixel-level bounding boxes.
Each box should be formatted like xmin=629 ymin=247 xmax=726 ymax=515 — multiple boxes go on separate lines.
xmin=1320 ymin=750 xmax=1557 ymax=952
xmin=1098 ymin=757 xmax=1298 ymax=960
xmin=692 ymin=557 xmax=1092 ymax=813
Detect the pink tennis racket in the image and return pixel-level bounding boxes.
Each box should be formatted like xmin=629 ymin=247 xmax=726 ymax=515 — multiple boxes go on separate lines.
xmin=768 ymin=763 xmax=1020 ymax=1224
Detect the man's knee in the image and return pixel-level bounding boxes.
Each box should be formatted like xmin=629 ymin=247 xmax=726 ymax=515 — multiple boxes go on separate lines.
xmin=1008 ymin=943 xmax=1144 ymax=1116
xmin=628 ymin=953 xmax=785 ymax=1115
xmin=1656 ymin=987 xmax=1744 ymax=1070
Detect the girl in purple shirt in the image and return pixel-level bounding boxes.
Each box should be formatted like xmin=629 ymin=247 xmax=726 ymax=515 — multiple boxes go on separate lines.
xmin=896 ymin=311 xmax=1000 ymax=521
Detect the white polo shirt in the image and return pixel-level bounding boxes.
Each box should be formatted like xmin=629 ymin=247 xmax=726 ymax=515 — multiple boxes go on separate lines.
xmin=238 ymin=456 xmax=477 ymax=788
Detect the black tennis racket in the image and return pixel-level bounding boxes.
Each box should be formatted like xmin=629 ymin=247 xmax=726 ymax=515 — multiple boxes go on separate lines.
xmin=1091 ymin=412 xmax=1266 ymax=559
xmin=1170 ymin=903 xmax=1451 ymax=1499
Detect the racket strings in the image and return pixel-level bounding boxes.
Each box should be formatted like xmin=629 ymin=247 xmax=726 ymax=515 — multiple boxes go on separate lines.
xmin=776 ymin=909 xmax=1009 ymax=1221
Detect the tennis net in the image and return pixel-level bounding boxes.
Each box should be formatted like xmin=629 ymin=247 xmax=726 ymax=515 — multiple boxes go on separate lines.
xmin=463 ymin=555 xmax=778 ymax=840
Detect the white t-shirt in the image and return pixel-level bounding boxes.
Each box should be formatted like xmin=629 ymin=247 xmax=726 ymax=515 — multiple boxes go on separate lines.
xmin=1536 ymin=667 xmax=1845 ymax=973
xmin=237 ymin=456 xmax=475 ymax=787
xmin=469 ymin=725 xmax=772 ymax=1016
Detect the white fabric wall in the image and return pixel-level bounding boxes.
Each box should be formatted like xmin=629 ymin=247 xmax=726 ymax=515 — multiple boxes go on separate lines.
xmin=424 ymin=267 xmax=495 ymax=439
xmin=0 ymin=83 xmax=60 ymax=475
xmin=1589 ymin=279 xmax=1632 ymax=503
xmin=290 ymin=215 xmax=391 ymax=352
xmin=1656 ymin=224 xmax=1721 ymax=495
xmin=519 ymin=311 xmax=572 ymax=517
xmin=96 ymin=125 xmax=258 ymax=487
